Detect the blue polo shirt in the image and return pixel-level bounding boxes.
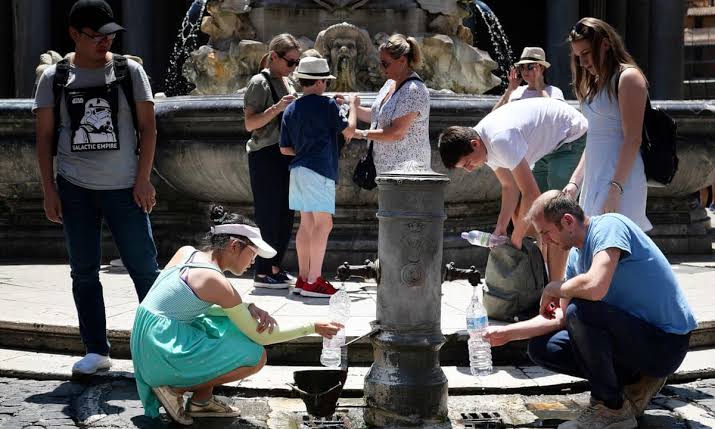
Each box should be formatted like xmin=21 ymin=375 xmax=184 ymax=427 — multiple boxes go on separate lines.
xmin=279 ymin=94 xmax=348 ymax=182
xmin=566 ymin=214 xmax=697 ymax=335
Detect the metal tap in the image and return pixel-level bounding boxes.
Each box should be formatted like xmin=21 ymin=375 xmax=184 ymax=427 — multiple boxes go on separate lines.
xmin=336 ymin=259 xmax=380 ymax=283
xmin=443 ymin=262 xmax=481 ymax=286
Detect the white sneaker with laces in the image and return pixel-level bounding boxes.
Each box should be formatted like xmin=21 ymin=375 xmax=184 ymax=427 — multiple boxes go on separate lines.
xmin=72 ymin=353 xmax=112 ymax=375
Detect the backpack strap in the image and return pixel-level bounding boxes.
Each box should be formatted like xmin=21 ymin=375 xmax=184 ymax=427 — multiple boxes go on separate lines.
xmin=51 ymin=58 xmax=72 ymax=157
xmin=113 ymin=54 xmax=140 ymax=154
xmin=260 ymin=70 xmax=284 ymax=125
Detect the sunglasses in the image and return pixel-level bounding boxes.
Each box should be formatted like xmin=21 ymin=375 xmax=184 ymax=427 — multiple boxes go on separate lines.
xmin=279 ymin=54 xmax=300 ymax=67
xmin=517 ymin=63 xmax=538 ymax=72
xmin=80 ymin=30 xmax=116 ymax=43
xmin=570 ymin=21 xmax=593 ymax=40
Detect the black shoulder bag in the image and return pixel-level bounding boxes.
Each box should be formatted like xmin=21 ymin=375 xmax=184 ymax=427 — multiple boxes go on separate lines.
xmin=352 ymin=76 xmax=423 ymax=190
xmin=614 ymin=68 xmax=679 ymax=186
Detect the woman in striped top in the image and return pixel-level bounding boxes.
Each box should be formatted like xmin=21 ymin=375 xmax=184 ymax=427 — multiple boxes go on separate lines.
xmin=131 ymin=206 xmax=341 ymax=425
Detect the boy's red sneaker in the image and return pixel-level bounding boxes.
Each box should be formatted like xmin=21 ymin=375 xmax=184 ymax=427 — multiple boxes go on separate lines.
xmin=300 ymin=277 xmax=338 ymax=298
xmin=292 ymin=277 xmax=306 ymax=294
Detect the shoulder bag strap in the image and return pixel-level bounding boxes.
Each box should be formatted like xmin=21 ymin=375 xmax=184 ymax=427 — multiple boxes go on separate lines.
xmin=51 ymin=58 xmax=72 ymax=156
xmin=260 ymin=71 xmax=281 ymax=104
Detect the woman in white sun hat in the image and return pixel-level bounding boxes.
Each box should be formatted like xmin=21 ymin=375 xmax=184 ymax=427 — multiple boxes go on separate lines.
xmin=493 ymin=46 xmax=565 ymax=111
xmin=130 ymin=205 xmax=342 ymax=425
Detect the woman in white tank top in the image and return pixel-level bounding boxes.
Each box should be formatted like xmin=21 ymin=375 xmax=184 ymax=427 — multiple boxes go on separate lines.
xmin=564 ymin=17 xmax=652 ymax=231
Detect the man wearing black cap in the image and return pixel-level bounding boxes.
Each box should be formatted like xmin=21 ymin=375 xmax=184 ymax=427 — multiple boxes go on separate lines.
xmin=32 ymin=0 xmax=160 ymax=375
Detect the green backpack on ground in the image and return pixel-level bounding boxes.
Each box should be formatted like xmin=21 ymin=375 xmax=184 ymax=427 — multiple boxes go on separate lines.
xmin=483 ymin=238 xmax=548 ymax=322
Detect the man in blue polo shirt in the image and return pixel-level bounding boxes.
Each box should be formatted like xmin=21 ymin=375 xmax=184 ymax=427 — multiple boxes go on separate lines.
xmin=484 ymin=190 xmax=697 ymax=429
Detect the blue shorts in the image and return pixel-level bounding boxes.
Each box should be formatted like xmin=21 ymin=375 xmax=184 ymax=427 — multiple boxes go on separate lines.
xmin=289 ymin=166 xmax=336 ymax=214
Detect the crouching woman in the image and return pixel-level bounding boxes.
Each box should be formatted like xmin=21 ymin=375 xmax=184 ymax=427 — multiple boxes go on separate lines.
xmin=130 ymin=206 xmax=341 ymax=425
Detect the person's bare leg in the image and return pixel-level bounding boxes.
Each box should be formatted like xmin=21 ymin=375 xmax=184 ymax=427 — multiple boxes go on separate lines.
xmin=175 ymin=351 xmax=267 ymax=401
xmin=296 ymin=212 xmax=314 ymax=281
xmin=307 ymin=212 xmax=333 ymax=282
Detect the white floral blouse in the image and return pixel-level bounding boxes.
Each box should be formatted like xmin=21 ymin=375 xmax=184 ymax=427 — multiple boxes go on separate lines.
xmin=370 ymin=73 xmax=431 ymax=174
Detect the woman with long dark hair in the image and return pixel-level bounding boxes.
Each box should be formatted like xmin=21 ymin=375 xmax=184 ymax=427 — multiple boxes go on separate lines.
xmin=564 ymin=17 xmax=651 ymax=231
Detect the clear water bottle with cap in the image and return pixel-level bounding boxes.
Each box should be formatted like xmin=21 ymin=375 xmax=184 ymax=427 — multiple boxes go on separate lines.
xmin=320 ymin=288 xmax=350 ymax=367
xmin=466 ymin=285 xmax=493 ymax=376
xmin=461 ymin=230 xmax=508 ymax=248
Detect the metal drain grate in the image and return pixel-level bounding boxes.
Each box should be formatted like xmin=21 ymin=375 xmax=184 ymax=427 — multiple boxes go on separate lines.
xmin=462 ymin=412 xmax=505 ymax=429
xmin=299 ymin=414 xmax=348 ymax=429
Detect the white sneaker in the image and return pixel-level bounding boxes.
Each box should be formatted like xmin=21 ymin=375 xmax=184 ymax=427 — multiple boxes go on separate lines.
xmin=72 ymin=353 xmax=112 ymax=375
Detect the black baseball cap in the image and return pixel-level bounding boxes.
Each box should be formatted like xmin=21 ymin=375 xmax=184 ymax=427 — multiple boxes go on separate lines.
xmin=69 ymin=0 xmax=125 ymax=35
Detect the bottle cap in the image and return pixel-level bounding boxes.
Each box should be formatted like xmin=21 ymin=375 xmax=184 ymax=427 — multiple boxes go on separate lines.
xmin=461 ymin=232 xmax=469 ymax=239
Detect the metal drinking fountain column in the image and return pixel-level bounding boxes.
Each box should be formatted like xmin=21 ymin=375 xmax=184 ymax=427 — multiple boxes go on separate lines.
xmin=364 ymin=167 xmax=449 ymax=427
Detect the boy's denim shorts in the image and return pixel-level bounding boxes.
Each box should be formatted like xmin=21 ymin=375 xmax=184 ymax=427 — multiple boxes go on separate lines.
xmin=289 ymin=166 xmax=336 ymax=214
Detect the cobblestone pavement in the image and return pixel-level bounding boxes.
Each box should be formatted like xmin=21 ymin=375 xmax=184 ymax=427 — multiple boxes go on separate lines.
xmin=0 ymin=377 xmax=714 ymax=428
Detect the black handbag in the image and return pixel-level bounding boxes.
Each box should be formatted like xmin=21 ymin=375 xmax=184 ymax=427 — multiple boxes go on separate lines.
xmin=351 ymin=75 xmax=423 ymax=190
xmin=352 ymin=140 xmax=377 ymax=190
xmin=614 ymin=69 xmax=679 ymax=186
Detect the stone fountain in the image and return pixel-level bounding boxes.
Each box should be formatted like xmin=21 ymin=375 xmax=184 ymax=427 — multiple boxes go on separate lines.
xmin=1 ymin=0 xmax=714 ymax=269
xmin=182 ymin=0 xmax=501 ymax=94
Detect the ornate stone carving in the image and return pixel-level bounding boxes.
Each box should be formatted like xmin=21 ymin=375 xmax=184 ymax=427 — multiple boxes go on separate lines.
xmin=312 ymin=0 xmax=369 ymax=13
xmin=180 ymin=0 xmax=501 ymax=94
xmin=183 ymin=40 xmax=267 ymax=95
xmin=200 ymin=0 xmax=255 ymax=44
xmin=417 ymin=34 xmax=501 ymax=94
xmin=314 ymin=22 xmax=383 ymax=92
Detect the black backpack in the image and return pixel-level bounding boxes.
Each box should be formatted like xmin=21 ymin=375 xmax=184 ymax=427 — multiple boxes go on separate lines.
xmin=614 ymin=68 xmax=679 ymax=186
xmin=52 ymin=54 xmax=138 ymax=156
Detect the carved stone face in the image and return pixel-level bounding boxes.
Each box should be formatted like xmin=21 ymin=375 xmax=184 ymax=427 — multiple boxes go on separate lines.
xmin=330 ymin=38 xmax=358 ymax=72
xmin=329 ymin=37 xmax=359 ymax=91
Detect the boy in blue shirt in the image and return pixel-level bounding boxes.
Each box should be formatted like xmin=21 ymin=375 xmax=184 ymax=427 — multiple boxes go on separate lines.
xmin=280 ymin=57 xmax=357 ymax=297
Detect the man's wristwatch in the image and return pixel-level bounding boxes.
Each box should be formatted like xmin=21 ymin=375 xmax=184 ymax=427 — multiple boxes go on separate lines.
xmin=358 ymin=129 xmax=369 ymax=139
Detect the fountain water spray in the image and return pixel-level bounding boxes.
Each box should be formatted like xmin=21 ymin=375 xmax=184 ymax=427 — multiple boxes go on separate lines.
xmin=472 ymin=0 xmax=514 ymax=91
xmin=163 ymin=0 xmax=208 ymax=96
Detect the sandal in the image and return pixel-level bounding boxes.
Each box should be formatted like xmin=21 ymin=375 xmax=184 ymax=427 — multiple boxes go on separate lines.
xmin=152 ymin=386 xmax=193 ymax=425
xmin=185 ymin=395 xmax=241 ymax=418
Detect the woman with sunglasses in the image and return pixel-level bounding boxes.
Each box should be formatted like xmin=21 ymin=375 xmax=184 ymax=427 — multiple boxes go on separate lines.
xmin=243 ymin=34 xmax=301 ymax=289
xmin=565 ymin=17 xmax=652 ymax=231
xmin=352 ymin=34 xmax=431 ymax=174
xmin=131 ymin=205 xmax=342 ymax=425
xmin=493 ymin=47 xmax=565 ymax=111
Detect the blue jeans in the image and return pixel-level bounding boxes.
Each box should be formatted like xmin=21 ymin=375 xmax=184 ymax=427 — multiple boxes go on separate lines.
xmin=527 ymin=299 xmax=690 ymax=409
xmin=57 ymin=175 xmax=160 ymax=355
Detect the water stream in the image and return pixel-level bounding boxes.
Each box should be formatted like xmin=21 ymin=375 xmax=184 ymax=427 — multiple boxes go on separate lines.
xmin=163 ymin=0 xmax=207 ymax=96
xmin=472 ymin=0 xmax=514 ymax=91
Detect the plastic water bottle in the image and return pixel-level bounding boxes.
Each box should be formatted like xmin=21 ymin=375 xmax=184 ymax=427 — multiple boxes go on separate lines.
xmin=461 ymin=230 xmax=508 ymax=248
xmin=466 ymin=286 xmax=493 ymax=377
xmin=320 ymin=288 xmax=350 ymax=367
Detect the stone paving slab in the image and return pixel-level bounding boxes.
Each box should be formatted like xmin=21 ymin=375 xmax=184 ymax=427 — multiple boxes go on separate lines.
xmin=0 ymin=259 xmax=712 ymax=339
xmin=0 ymin=346 xmax=713 ymax=396
xmin=2 ymin=376 xmax=714 ymax=429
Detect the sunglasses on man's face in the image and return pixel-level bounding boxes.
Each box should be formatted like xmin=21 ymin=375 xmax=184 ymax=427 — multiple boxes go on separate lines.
xmin=518 ymin=63 xmax=537 ymax=72
xmin=279 ymin=54 xmax=300 ymax=67
xmin=80 ymin=30 xmax=116 ymax=43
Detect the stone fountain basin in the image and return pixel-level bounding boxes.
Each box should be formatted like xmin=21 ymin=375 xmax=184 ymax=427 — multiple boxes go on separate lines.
xmin=0 ymin=95 xmax=714 ymax=263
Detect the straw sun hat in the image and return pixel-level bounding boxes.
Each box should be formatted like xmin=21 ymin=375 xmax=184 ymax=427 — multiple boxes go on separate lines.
xmin=514 ymin=47 xmax=551 ymax=68
xmin=293 ymin=57 xmax=336 ymax=80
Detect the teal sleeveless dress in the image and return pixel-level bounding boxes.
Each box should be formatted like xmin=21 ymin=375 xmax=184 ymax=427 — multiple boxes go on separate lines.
xmin=131 ymin=249 xmax=264 ymax=418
